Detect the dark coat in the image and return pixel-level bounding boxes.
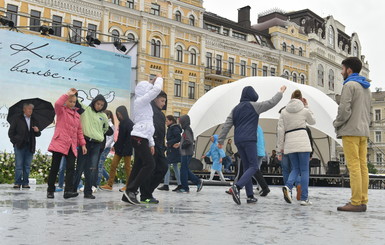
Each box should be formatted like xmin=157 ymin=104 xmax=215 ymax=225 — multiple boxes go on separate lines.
xmin=179 ymin=115 xmax=194 ymax=156
xmin=114 ymin=119 xmax=134 ymax=156
xmin=151 ymin=101 xmax=166 ymax=150
xmin=166 ymin=124 xmax=182 ymax=163
xmin=8 ymin=114 xmax=41 ymax=153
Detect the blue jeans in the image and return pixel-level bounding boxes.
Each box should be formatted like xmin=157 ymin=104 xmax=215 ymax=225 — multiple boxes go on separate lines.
xmin=164 ymin=163 xmax=181 ymax=185
xmin=222 ymin=156 xmax=232 ymax=170
xmin=14 ymin=145 xmax=33 ymax=185
xmin=58 ymin=157 xmax=67 ymax=188
xmin=180 ymin=155 xmax=200 ymax=191
xmin=281 ymin=154 xmax=301 ymax=185
xmin=235 ymin=141 xmax=259 ymax=197
xmin=73 ymin=141 xmax=101 ymax=195
xmin=286 ymin=152 xmax=311 ymax=201
xmin=97 ymin=147 xmax=110 ymax=186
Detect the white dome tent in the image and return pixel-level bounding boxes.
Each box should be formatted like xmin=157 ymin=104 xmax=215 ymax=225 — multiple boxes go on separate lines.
xmin=188 ymin=77 xmax=342 ymax=173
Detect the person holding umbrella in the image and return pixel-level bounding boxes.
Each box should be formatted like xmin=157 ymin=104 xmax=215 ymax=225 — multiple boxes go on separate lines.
xmin=8 ymin=99 xmax=52 ymax=189
xmin=46 ymin=88 xmax=87 ymax=199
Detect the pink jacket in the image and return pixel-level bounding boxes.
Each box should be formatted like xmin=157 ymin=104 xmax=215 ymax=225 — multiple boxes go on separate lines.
xmin=48 ymin=94 xmax=86 ymax=156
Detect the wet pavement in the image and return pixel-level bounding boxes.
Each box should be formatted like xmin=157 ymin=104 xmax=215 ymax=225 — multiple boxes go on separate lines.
xmin=0 ymin=184 xmax=384 ymax=245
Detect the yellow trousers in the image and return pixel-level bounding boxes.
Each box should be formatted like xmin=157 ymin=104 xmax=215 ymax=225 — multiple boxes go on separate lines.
xmin=107 ymin=154 xmax=131 ymax=187
xmin=342 ymin=136 xmax=369 ymax=205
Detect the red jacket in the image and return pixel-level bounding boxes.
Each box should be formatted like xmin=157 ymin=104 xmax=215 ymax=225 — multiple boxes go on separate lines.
xmin=48 ymin=94 xmax=86 ymax=156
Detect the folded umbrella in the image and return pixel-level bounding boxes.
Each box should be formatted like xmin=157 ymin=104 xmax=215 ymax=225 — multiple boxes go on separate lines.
xmin=7 ymin=98 xmax=55 ymax=130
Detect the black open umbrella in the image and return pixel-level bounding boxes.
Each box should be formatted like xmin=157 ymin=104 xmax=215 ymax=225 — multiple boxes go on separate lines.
xmin=7 ymin=98 xmax=55 ymax=130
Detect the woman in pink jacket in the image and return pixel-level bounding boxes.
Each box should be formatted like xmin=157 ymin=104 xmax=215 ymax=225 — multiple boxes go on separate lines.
xmin=47 ymin=88 xmax=87 ymax=199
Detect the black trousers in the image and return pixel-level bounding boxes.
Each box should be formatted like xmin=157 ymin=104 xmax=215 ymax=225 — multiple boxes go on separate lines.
xmin=235 ymin=160 xmax=269 ymax=192
xmin=140 ymin=146 xmax=168 ymax=200
xmin=126 ymin=137 xmax=156 ymax=193
xmin=47 ymin=149 xmax=76 ymax=192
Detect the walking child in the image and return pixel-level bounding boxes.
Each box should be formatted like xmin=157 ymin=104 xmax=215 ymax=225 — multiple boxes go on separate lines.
xmin=203 ymin=135 xmax=226 ymax=182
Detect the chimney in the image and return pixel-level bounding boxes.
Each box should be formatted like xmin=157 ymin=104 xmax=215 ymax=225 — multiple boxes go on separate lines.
xmin=238 ymin=6 xmax=251 ymax=28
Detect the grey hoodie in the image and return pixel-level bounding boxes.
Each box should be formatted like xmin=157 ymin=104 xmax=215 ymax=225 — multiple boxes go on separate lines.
xmin=179 ymin=115 xmax=194 ymax=156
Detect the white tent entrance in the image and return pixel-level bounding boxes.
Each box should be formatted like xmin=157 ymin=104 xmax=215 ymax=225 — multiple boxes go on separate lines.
xmin=188 ymin=77 xmax=342 ymax=174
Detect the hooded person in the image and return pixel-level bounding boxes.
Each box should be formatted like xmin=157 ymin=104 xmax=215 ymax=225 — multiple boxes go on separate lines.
xmin=177 ymin=114 xmax=204 ymax=193
xmin=122 ymin=74 xmax=163 ymax=205
xmin=218 ymin=85 xmax=286 ymax=205
xmin=203 ymin=135 xmax=226 ymax=182
xmin=73 ymin=93 xmax=109 ymax=199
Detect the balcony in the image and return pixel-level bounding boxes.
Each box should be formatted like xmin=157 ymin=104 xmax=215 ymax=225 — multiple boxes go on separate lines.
xmin=205 ymin=68 xmax=231 ymax=79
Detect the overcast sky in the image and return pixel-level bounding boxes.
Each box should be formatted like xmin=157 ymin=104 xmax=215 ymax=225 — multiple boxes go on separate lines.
xmin=203 ymin=0 xmax=384 ymax=91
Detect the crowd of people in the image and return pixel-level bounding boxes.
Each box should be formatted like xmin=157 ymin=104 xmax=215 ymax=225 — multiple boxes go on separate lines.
xmin=7 ymin=57 xmax=371 ymax=212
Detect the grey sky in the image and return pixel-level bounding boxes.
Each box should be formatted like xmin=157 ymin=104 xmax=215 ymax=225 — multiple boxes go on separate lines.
xmin=203 ymin=0 xmax=383 ymax=90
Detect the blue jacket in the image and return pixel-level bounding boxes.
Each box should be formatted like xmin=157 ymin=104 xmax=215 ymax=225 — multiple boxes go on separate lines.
xmin=256 ymin=125 xmax=266 ymax=157
xmin=218 ymin=86 xmax=283 ymax=145
xmin=205 ymin=135 xmax=226 ymax=171
xmin=166 ymin=124 xmax=182 ymax=163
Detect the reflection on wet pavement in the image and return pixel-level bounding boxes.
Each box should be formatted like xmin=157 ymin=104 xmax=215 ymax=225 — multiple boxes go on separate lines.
xmin=0 ymin=184 xmax=384 ymax=244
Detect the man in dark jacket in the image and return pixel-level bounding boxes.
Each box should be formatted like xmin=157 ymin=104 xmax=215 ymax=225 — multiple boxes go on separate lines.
xmin=8 ymin=103 xmax=41 ymax=189
xmin=218 ymin=85 xmax=286 ymax=204
xmin=139 ymin=91 xmax=169 ymax=204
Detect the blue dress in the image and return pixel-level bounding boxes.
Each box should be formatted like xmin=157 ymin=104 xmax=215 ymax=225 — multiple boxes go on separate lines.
xmin=205 ymin=135 xmax=226 ymax=171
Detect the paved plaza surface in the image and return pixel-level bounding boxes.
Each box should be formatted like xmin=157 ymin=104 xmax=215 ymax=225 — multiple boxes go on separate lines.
xmin=0 ymin=184 xmax=384 ymax=245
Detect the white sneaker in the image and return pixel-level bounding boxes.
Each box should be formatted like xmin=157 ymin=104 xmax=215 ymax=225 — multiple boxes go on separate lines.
xmin=92 ymin=186 xmax=97 ymax=193
xmin=300 ymin=200 xmax=312 ymax=206
xmin=282 ymin=186 xmax=292 ymax=204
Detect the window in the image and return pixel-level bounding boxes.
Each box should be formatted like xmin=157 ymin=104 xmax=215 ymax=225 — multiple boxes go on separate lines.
xmin=206 ymin=52 xmax=212 ymax=69
xmin=262 ymin=66 xmax=268 ymax=76
xmin=52 ymin=15 xmax=62 ymax=37
xmin=151 ymin=3 xmax=160 ymax=15
xmin=291 ymin=45 xmax=295 ymax=54
xmin=270 ymin=67 xmax=276 ymax=76
xmin=353 ymin=42 xmax=358 ymax=57
xmin=87 ymin=24 xmax=97 ymax=39
xmin=6 ymin=4 xmax=18 ymax=26
xmin=299 ymin=47 xmax=303 ymax=56
xmin=206 ymin=24 xmax=219 ymax=33
xmin=376 ymin=131 xmax=382 ymax=143
xmin=189 ymin=15 xmax=195 ymax=26
xmin=126 ymin=0 xmax=134 ymax=9
xmin=204 ymin=85 xmax=211 ymax=93
xmin=233 ymin=32 xmax=246 ymax=40
xmin=72 ymin=20 xmax=82 ymax=43
xmin=284 ymin=71 xmax=290 ymax=79
xmin=252 ymin=63 xmax=257 ymax=76
xmin=317 ymin=64 xmax=324 ymax=86
xmin=188 ymin=82 xmax=195 ymax=99
xmin=151 ymin=39 xmax=161 ymax=57
xmin=339 ymin=154 xmax=345 ymax=164
xmin=216 ymin=55 xmax=222 ymax=71
xmin=127 ymin=33 xmax=135 ymax=41
xmin=190 ymin=49 xmax=197 ymax=65
xmin=375 ymin=109 xmax=381 ymax=121
xmin=240 ymin=60 xmax=246 ymax=76
xmin=174 ymin=79 xmax=181 ymax=97
xmin=30 ymin=10 xmax=41 ymax=32
xmin=300 ymin=75 xmax=305 ymax=84
xmin=111 ymin=30 xmax=120 ymax=42
xmin=222 ymin=29 xmax=229 ymax=36
xmin=282 ymin=42 xmax=287 ymax=52
xmin=176 ymin=45 xmax=183 ymax=62
xmin=377 ymin=153 xmax=383 ymax=165
xmin=228 ymin=58 xmax=234 ymax=74
xmin=328 ymin=26 xmax=335 ymax=48
xmin=328 ymin=69 xmax=335 ymax=91
xmin=292 ymin=73 xmax=297 ymax=83
xmin=174 ymin=112 xmax=180 ymax=121
xmin=175 ymin=11 xmax=182 ymax=22
xmin=113 ymin=0 xmax=120 ymax=4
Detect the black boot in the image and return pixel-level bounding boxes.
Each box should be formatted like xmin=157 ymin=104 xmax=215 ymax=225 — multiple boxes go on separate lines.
xmin=157 ymin=185 xmax=169 ymax=191
xmin=64 ymin=192 xmax=79 ymax=199
xmin=47 ymin=192 xmax=54 ymax=199
xmin=172 ymin=185 xmax=182 ymax=192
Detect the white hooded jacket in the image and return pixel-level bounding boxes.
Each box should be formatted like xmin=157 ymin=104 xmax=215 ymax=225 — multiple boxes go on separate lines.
xmin=277 ymin=99 xmax=316 ymax=154
xmin=131 ymin=77 xmax=163 ymax=146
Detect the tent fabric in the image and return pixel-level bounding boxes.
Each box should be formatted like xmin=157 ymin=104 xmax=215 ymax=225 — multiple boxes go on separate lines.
xmin=188 ymin=77 xmax=341 ymax=172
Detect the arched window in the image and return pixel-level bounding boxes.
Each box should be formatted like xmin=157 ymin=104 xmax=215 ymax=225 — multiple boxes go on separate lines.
xmin=329 ymin=69 xmax=335 ymax=91
xmin=189 ymin=15 xmax=195 ymax=26
xmin=353 ymin=42 xmax=359 ymax=57
xmin=111 ymin=29 xmax=120 ymax=42
xmin=127 ymin=33 xmax=135 ymax=41
xmin=291 ymin=45 xmax=295 ymax=54
xmin=318 ymin=64 xmax=324 ymax=86
xmin=299 ymin=47 xmax=303 ymax=56
xmin=190 ymin=49 xmax=197 ymax=65
xmin=176 ymin=45 xmax=183 ymax=62
xmin=284 ymin=70 xmax=290 ymax=79
xmin=282 ymin=42 xmax=287 ymax=52
xmin=328 ymin=26 xmax=335 ymax=48
xmin=300 ymin=75 xmax=305 ymax=84
xmin=292 ymin=73 xmax=297 ymax=83
xmin=151 ymin=39 xmax=161 ymax=57
xmin=175 ymin=11 xmax=182 ymax=22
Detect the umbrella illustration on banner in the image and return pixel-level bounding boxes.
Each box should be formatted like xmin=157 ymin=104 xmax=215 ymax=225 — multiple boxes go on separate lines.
xmin=6 ymin=98 xmax=55 ymax=130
